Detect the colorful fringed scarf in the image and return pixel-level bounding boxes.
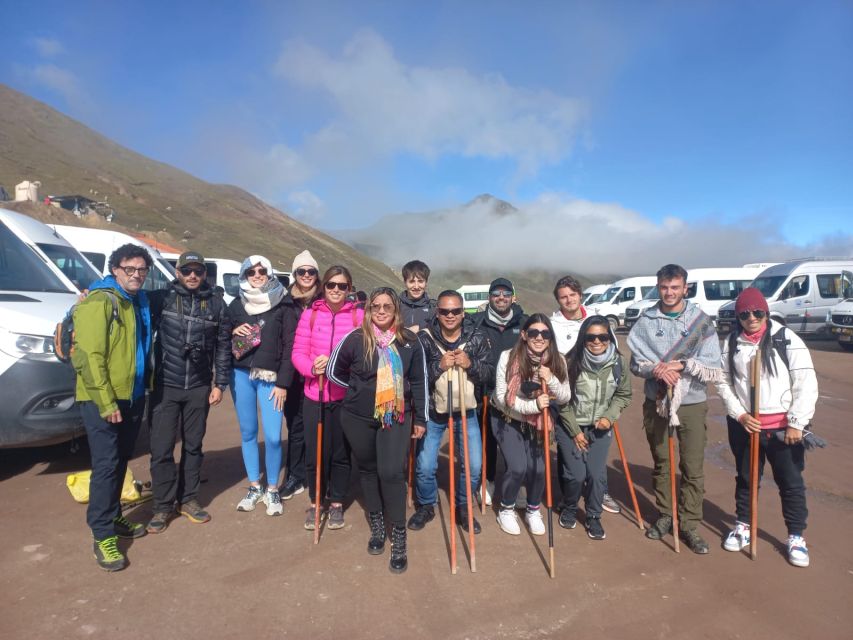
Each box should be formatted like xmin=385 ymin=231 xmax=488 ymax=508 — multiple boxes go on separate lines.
xmin=505 ymin=349 xmax=543 ymax=429
xmin=373 ymin=326 xmax=405 ymax=428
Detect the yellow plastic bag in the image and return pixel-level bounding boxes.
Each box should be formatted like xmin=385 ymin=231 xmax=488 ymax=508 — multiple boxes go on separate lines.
xmin=66 ymin=469 xmax=142 ymax=504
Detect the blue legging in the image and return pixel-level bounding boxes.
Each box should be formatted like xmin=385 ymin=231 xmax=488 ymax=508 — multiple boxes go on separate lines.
xmin=230 ymin=368 xmax=283 ymax=486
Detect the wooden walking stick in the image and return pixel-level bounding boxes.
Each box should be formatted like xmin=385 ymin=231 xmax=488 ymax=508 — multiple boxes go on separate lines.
xmin=667 ymin=386 xmax=680 ymax=553
xmin=480 ymin=395 xmax=488 ymax=515
xmin=749 ymin=348 xmax=762 ymax=560
xmin=540 ymin=379 xmax=556 ymax=579
xmin=458 ymin=369 xmax=477 ymax=572
xmin=313 ymin=374 xmax=325 ymax=545
xmin=447 ymin=377 xmax=458 ymax=574
xmin=612 ymin=421 xmax=644 ymax=530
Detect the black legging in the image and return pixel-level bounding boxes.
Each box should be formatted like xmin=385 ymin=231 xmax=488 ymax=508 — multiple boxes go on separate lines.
xmin=341 ymin=409 xmax=410 ymax=527
xmin=303 ymin=398 xmax=351 ymax=504
xmin=283 ymin=384 xmax=306 ymax=485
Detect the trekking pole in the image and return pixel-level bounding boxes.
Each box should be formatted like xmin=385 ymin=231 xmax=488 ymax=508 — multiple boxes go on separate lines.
xmin=612 ymin=421 xmax=644 ymax=530
xmin=480 ymin=395 xmax=488 ymax=515
xmin=540 ymin=379 xmax=556 ymax=579
xmin=667 ymin=386 xmax=680 ymax=553
xmin=407 ymin=419 xmax=415 ymax=508
xmin=313 ymin=374 xmax=325 ymax=545
xmin=447 ymin=377 xmax=457 ymax=574
xmin=749 ymin=349 xmax=762 ymax=561
xmin=458 ymin=369 xmax=477 ymax=572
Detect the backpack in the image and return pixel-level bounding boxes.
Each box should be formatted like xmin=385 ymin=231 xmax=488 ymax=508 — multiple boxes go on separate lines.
xmin=54 ymin=290 xmax=121 ymax=364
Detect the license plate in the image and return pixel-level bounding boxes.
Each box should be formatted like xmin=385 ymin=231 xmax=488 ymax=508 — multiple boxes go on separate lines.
xmin=833 ymin=327 xmax=853 ymax=336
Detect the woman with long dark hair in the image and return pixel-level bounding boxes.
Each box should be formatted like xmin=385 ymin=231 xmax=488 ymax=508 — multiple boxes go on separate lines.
xmin=327 ymin=288 xmax=428 ymax=573
xmin=491 ymin=313 xmax=571 ymax=536
xmin=556 ymin=315 xmax=632 ymax=540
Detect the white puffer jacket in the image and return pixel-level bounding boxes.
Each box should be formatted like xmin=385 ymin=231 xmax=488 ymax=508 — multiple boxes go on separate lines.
xmin=716 ymin=321 xmax=818 ymax=430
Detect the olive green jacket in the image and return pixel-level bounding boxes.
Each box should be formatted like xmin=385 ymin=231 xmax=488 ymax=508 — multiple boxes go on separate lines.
xmin=558 ymin=353 xmax=632 ymax=438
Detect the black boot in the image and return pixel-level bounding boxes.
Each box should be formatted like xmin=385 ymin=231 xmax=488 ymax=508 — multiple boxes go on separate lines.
xmin=367 ymin=511 xmax=386 ymax=555
xmin=389 ymin=525 xmax=408 ymax=574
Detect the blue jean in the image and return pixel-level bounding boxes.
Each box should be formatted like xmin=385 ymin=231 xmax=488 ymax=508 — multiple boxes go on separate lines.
xmin=414 ymin=410 xmax=481 ymax=507
xmin=230 ymin=368 xmax=283 ymax=486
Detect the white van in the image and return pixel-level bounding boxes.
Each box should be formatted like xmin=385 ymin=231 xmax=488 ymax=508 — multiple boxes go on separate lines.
xmin=828 ymin=298 xmax=853 ymax=351
xmin=717 ymin=259 xmax=853 ymax=334
xmin=54 ymin=225 xmax=175 ymax=291
xmin=458 ymin=284 xmax=491 ymax=313
xmin=0 ymin=209 xmax=86 ymax=447
xmin=589 ymin=276 xmax=658 ymax=328
xmin=624 ymin=265 xmax=773 ymax=329
xmin=582 ymin=284 xmax=611 ymax=306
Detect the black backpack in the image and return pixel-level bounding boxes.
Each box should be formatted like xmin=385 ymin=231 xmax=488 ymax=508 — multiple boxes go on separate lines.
xmin=54 ymin=291 xmax=121 ymax=364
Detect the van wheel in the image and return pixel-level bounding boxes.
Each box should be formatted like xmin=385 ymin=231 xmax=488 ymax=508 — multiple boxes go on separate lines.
xmin=840 ymin=342 xmax=853 ymax=352
xmin=607 ymin=316 xmax=619 ymax=330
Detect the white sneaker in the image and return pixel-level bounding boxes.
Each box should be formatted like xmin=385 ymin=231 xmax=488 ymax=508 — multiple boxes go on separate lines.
xmin=787 ymin=535 xmax=809 ymax=568
xmin=236 ymin=485 xmax=264 ymax=512
xmin=723 ymin=522 xmax=750 ymax=552
xmin=485 ymin=481 xmax=494 ymax=507
xmin=525 ymin=509 xmax=546 ymax=536
xmin=497 ymin=508 xmax=521 ymax=535
xmin=263 ymin=489 xmax=283 ymax=516
xmin=516 ymin=486 xmax=528 ymax=510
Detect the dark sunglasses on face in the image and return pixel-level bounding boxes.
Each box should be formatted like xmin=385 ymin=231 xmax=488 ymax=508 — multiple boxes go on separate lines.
xmin=371 ymin=303 xmax=394 ymax=313
xmin=120 ymin=266 xmax=150 ymax=276
xmin=738 ymin=310 xmax=767 ymax=321
xmin=490 ymin=290 xmax=513 ymax=298
xmin=179 ymin=266 xmax=206 ymax=277
xmin=325 ymin=281 xmax=349 ymax=291
xmin=526 ymin=329 xmax=552 ymax=340
xmin=245 ymin=268 xmax=268 ymax=277
xmin=437 ymin=307 xmax=463 ymax=317
xmin=585 ymin=333 xmax=611 ymax=344
xmin=296 ymin=268 xmax=318 ymax=277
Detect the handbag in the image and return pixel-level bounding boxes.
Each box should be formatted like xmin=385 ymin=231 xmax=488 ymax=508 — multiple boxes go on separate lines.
xmin=232 ymin=322 xmax=263 ymax=359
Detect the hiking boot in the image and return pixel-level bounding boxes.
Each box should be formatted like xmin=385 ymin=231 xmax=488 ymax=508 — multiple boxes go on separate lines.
xmin=93 ymin=536 xmax=127 ymax=572
xmin=407 ymin=504 xmax=435 ymax=531
xmin=179 ymin=499 xmax=211 ymax=524
xmin=236 ymin=485 xmax=264 ymax=512
xmin=586 ymin=516 xmax=606 ymax=540
xmin=602 ymin=493 xmax=621 ymax=514
xmin=113 ymin=515 xmax=146 ymax=539
xmin=559 ymin=509 xmax=577 ymax=530
xmin=263 ymin=489 xmax=283 ymax=516
xmin=645 ymin=515 xmax=673 ymax=540
xmin=525 ymin=508 xmax=546 ymax=536
xmin=367 ymin=511 xmax=386 ymax=555
xmin=680 ymin=528 xmax=710 ymax=554
xmin=455 ymin=507 xmax=481 ymax=534
xmin=497 ymin=507 xmax=521 ymax=535
xmin=723 ymin=522 xmax=750 ymax=552
xmin=281 ymin=476 xmax=305 ymax=501
xmin=304 ymin=505 xmax=325 ymax=530
xmin=787 ymin=535 xmax=809 ymax=568
xmin=389 ymin=525 xmax=408 ymax=574
xmin=327 ymin=504 xmax=345 ymax=529
xmin=146 ymin=511 xmax=172 ymax=534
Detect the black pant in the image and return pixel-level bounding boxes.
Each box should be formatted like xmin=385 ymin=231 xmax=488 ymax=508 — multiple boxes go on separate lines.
xmin=303 ymin=398 xmax=351 ymax=504
xmin=342 ymin=409 xmax=410 ymax=527
xmin=149 ymin=385 xmax=210 ymax=513
xmin=283 ymin=384 xmax=306 ymax=485
xmin=727 ymin=416 xmax=808 ymax=536
xmin=483 ymin=400 xmax=498 ymax=482
xmin=80 ymin=399 xmax=145 ymax=540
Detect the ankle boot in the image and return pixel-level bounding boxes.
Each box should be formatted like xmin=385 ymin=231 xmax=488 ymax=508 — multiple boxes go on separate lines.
xmin=367 ymin=511 xmax=386 ymax=555
xmin=389 ymin=525 xmax=408 ymax=574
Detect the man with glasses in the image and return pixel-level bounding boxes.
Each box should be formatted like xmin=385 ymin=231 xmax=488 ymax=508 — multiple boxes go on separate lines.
xmin=145 ymin=251 xmax=232 ymax=534
xmin=408 ymin=290 xmax=493 ymax=533
xmin=72 ymin=244 xmax=154 ymax=571
xmin=627 ymin=264 xmax=722 ymax=554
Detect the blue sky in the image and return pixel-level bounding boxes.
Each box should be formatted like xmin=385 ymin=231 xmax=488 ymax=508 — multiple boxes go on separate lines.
xmin=1 ymin=0 xmax=851 ymax=249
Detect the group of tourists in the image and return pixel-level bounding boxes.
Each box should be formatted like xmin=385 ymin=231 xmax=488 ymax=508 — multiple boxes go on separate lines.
xmin=71 ymin=247 xmax=819 ymax=574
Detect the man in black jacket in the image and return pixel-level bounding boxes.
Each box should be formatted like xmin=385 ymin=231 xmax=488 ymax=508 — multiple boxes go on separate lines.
xmin=399 ymin=260 xmax=436 ymax=332
xmin=146 ymin=251 xmax=232 ymax=533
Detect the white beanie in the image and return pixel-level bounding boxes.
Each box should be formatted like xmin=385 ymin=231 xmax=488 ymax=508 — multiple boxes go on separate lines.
xmin=291 ymin=250 xmax=319 ymax=273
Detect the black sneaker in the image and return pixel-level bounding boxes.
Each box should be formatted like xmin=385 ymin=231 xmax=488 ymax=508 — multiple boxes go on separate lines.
xmin=645 ymin=515 xmax=673 ymax=540
xmin=407 ymin=505 xmax=435 ymax=531
xmin=113 ymin=515 xmax=146 ymax=539
xmin=281 ymin=476 xmax=305 ymax=501
xmin=146 ymin=511 xmax=172 ymax=534
xmin=586 ymin=516 xmax=606 ymax=540
xmin=179 ymin=499 xmax=211 ymax=524
xmin=455 ymin=507 xmax=482 ymax=534
xmin=559 ymin=509 xmax=577 ymax=530
xmin=93 ymin=536 xmax=127 ymax=572
xmin=680 ymin=528 xmax=710 ymax=554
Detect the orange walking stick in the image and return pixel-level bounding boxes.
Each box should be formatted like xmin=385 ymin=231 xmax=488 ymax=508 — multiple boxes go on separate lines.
xmin=749 ymin=349 xmax=762 ymax=560
xmin=480 ymin=395 xmax=488 ymax=515
xmin=313 ymin=374 xmax=325 ymax=544
xmin=458 ymin=369 xmax=477 ymax=572
xmin=407 ymin=425 xmax=415 ymax=508
xmin=667 ymin=386 xmax=680 ymax=553
xmin=447 ymin=377 xmax=457 ymax=574
xmin=540 ymin=379 xmax=556 ymax=579
xmin=612 ymin=421 xmax=644 ymax=530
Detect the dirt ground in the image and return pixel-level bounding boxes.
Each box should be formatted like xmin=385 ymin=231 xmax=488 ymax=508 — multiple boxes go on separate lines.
xmin=1 ymin=337 xmax=851 ymax=639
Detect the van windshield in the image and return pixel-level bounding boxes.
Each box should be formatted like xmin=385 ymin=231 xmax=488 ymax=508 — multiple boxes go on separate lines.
xmin=642 ymin=288 xmax=660 ymax=300
xmin=750 ymin=275 xmax=787 ymax=298
xmin=37 ymin=243 xmax=100 ymax=291
xmin=0 ymin=222 xmax=71 ymax=293
xmin=598 ymin=286 xmax=621 ymax=303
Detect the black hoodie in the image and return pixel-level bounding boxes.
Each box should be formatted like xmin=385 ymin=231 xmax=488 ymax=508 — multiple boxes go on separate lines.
xmin=470 ymin=303 xmax=528 ymax=395
xmin=399 ymin=290 xmax=436 ymax=331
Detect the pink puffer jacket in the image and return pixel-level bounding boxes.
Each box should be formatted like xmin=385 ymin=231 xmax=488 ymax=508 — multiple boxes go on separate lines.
xmin=292 ymin=299 xmax=363 ymax=402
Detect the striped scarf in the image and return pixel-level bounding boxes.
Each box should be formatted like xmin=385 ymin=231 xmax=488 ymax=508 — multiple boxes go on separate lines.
xmin=373 ymin=326 xmax=405 ymax=428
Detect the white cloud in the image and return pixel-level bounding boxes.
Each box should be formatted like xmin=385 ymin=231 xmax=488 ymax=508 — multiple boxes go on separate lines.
xmin=30 ymin=63 xmax=94 ymax=112
xmin=221 ymin=141 xmax=313 ymax=197
xmin=287 ymin=190 xmax=326 ymax=221
xmin=31 ymin=37 xmax=64 ymax=57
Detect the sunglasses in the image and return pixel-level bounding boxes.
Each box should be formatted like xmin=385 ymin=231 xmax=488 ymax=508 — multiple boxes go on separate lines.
xmin=324 ymin=281 xmax=349 ymax=291
xmin=437 ymin=307 xmax=463 ymax=317
xmin=738 ymin=310 xmax=767 ymax=321
xmin=370 ymin=303 xmax=395 ymax=313
xmin=490 ymin=290 xmax=513 ymax=298
xmin=526 ymin=329 xmax=552 ymax=340
xmin=296 ymin=268 xmax=318 ymax=277
xmin=119 ymin=266 xmax=150 ymax=276
xmin=245 ymin=268 xmax=268 ymax=277
xmin=179 ymin=266 xmax=206 ymax=277
xmin=585 ymin=333 xmax=611 ymax=344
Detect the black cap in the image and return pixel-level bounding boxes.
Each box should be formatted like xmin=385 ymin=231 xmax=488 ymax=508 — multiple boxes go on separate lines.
xmin=177 ymin=251 xmax=205 ymax=268
xmin=489 ymin=277 xmax=514 ymax=293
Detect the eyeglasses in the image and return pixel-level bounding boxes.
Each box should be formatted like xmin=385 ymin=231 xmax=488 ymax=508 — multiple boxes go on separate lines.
xmin=526 ymin=329 xmax=552 ymax=340
xmin=738 ymin=310 xmax=767 ymax=321
xmin=245 ymin=268 xmax=268 ymax=277
xmin=119 ymin=266 xmax=150 ymax=276
xmin=490 ymin=290 xmax=513 ymax=298
xmin=437 ymin=307 xmax=463 ymax=316
xmin=325 ymin=281 xmax=349 ymax=291
xmin=179 ymin=266 xmax=206 ymax=277
xmin=370 ymin=303 xmax=395 ymax=313
xmin=584 ymin=333 xmax=611 ymax=344
xmin=296 ymin=268 xmax=318 ymax=277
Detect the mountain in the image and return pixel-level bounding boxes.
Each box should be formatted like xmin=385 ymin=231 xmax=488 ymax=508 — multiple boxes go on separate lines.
xmin=0 ymin=84 xmax=400 ymax=290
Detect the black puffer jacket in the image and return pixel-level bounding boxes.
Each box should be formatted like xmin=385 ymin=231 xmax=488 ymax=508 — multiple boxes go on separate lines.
xmin=470 ymin=303 xmax=528 ymax=395
xmin=277 ymin=292 xmax=310 ymax=389
xmin=399 ymin=290 xmax=436 ymax=331
xmin=228 ymin=296 xmax=291 ymax=388
xmin=150 ymin=281 xmax=231 ymax=390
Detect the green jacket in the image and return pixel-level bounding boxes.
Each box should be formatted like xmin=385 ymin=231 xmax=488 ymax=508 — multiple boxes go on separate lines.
xmin=558 ymin=353 xmax=632 ymax=438
xmin=72 ymin=286 xmax=152 ymax=417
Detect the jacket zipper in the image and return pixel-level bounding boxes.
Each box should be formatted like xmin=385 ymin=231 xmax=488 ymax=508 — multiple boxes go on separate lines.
xmin=184 ymin=295 xmax=195 ymax=390
xmin=325 ymin=307 xmax=339 ymax=398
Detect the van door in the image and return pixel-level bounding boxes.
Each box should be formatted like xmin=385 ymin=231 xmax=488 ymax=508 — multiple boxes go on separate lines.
xmin=813 ymin=270 xmax=849 ymax=332
xmin=774 ymin=273 xmax=812 ymax=332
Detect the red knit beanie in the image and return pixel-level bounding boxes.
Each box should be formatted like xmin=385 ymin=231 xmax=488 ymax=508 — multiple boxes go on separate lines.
xmin=735 ymin=287 xmax=769 ymax=314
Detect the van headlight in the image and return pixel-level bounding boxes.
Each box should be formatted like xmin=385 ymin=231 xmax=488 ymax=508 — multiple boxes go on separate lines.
xmin=0 ymin=330 xmax=58 ymax=361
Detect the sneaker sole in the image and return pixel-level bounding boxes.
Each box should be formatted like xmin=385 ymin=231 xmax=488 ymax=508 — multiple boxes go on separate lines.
xmin=528 ymin=528 xmax=546 ymax=536
xmin=236 ymin=503 xmax=260 ymax=512
xmin=722 ymin=540 xmax=748 ymax=552
xmin=282 ymin=486 xmax=305 ymax=501
xmin=587 ymin=530 xmax=606 ymax=540
xmin=266 ymin=508 xmax=283 ymax=517
xmin=115 ymin=529 xmax=147 ymax=539
xmin=93 ymin=553 xmax=127 ymax=572
xmin=497 ymin=517 xmax=521 ymax=536
xmin=788 ymin=556 xmax=809 ymax=568
xmin=179 ymin=510 xmax=211 ymax=524
xmin=327 ymin=521 xmax=345 ymax=530
xmin=304 ymin=514 xmax=326 ymax=530
xmin=602 ymin=505 xmax=621 ymax=514
xmin=559 ymin=520 xmax=577 ymax=530
xmin=146 ymin=523 xmax=169 ymax=534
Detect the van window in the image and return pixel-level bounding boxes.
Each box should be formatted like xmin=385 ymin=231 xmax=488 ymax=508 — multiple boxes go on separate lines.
xmin=686 ymin=283 xmax=698 ymax=299
xmin=223 ymin=274 xmax=240 ymax=298
xmin=619 ymin=287 xmax=636 ymax=302
xmin=703 ymin=279 xmax=750 ymax=301
xmin=778 ymin=275 xmax=809 ymax=300
xmin=752 ymin=275 xmax=787 ymax=298
xmin=817 ymin=273 xmax=843 ymax=299
xmin=0 ymin=222 xmax=70 ymax=293
xmin=842 ymin=271 xmax=853 ymax=299
xmin=599 ymin=286 xmax=620 ymax=303
xmin=83 ymin=252 xmax=105 ymax=272
xmin=143 ymin=260 xmax=173 ymax=291
xmin=275 ymin=273 xmax=291 ymax=288
xmin=640 ymin=286 xmax=656 ymax=298
xmin=205 ymin=262 xmax=218 ymax=289
xmin=37 ymin=243 xmax=100 ymax=291
xmin=464 ymin=291 xmax=489 ymax=301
